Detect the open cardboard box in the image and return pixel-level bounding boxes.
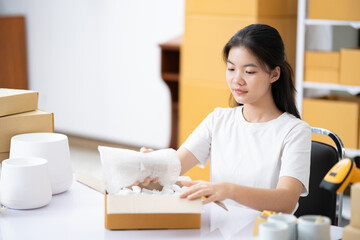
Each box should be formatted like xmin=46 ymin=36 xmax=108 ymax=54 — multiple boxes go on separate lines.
xmin=75 ymin=171 xmax=204 ymax=230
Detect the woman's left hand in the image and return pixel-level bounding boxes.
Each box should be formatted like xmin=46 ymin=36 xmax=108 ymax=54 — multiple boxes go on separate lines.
xmin=179 ymin=180 xmax=231 ymax=204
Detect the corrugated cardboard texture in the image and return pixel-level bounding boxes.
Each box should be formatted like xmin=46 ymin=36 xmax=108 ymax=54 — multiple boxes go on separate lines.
xmin=0 ymin=89 xmax=38 ymax=117
xmin=0 ymin=109 xmax=54 ymax=153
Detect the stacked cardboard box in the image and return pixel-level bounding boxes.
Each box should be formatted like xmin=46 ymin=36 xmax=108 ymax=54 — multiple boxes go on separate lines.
xmin=305 ymin=51 xmax=340 ymax=83
xmin=340 ymin=49 xmax=360 ymax=86
xmin=302 ymin=96 xmax=360 ymax=149
xmin=304 ymin=48 xmax=360 ymax=85
xmin=308 ymin=0 xmax=360 ymax=21
xmin=343 ymin=183 xmax=360 ymax=240
xmin=0 ymin=88 xmax=54 ymax=162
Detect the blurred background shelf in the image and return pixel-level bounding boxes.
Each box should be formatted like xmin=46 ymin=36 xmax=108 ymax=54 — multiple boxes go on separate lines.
xmin=0 ymin=16 xmax=28 ymax=89
xmin=159 ymin=36 xmax=182 ymax=149
xmin=305 ymin=19 xmax=360 ymax=27
xmin=303 ymin=82 xmax=360 ymax=95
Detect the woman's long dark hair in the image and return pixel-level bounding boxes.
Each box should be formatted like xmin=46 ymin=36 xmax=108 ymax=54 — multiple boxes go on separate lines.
xmin=223 ymin=24 xmax=300 ymax=119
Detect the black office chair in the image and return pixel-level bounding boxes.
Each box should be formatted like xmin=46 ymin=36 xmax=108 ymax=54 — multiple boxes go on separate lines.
xmin=294 ymin=127 xmax=345 ymax=226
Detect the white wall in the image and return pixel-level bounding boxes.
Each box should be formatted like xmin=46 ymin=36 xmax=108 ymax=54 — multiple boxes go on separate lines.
xmin=0 ymin=0 xmax=184 ymax=149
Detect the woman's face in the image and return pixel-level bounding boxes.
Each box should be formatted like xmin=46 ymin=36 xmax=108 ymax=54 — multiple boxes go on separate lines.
xmin=226 ymin=46 xmax=279 ymax=106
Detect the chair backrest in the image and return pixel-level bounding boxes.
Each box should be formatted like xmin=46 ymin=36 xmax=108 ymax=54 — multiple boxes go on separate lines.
xmin=294 ymin=127 xmax=344 ymax=226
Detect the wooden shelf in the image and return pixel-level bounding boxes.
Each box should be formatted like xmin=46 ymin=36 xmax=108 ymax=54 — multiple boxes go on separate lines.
xmin=161 ymin=73 xmax=179 ymax=82
xmin=303 ymin=81 xmax=360 ymax=95
xmin=305 ymin=19 xmax=360 ymax=27
xmin=296 ymin=0 xmax=360 ymax=155
xmin=345 ymin=148 xmax=360 ymax=158
xmin=159 ymin=36 xmax=182 ymax=149
xmin=0 ymin=16 xmax=28 ymax=89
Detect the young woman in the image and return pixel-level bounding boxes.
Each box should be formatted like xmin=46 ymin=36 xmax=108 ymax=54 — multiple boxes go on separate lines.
xmin=142 ymin=24 xmax=311 ymax=214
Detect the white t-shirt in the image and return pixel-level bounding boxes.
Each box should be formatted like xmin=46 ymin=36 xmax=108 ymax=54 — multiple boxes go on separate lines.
xmin=181 ymin=106 xmax=311 ymax=206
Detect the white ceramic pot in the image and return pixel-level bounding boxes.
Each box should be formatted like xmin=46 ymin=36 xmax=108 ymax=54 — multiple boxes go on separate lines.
xmin=10 ymin=133 xmax=73 ymax=194
xmin=0 ymin=157 xmax=52 ymax=209
xmin=268 ymin=214 xmax=297 ymax=240
xmin=297 ymin=215 xmax=330 ymax=240
xmin=258 ymin=221 xmax=289 ymax=240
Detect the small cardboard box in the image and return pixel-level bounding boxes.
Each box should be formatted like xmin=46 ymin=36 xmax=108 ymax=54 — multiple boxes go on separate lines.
xmin=342 ymin=225 xmax=360 ymax=240
xmin=340 ymin=49 xmax=360 ymax=86
xmin=308 ymin=0 xmax=360 ymax=21
xmin=0 ymin=152 xmax=9 ymax=162
xmin=185 ymin=0 xmax=297 ymax=17
xmin=0 ymin=88 xmax=38 ymax=117
xmin=105 ymin=192 xmax=203 ymax=230
xmin=75 ymin=171 xmax=204 ymax=230
xmin=302 ymin=97 xmax=360 ymax=149
xmin=350 ymin=183 xmax=360 ymax=228
xmin=0 ymin=109 xmax=54 ymax=154
xmin=305 ymin=51 xmax=339 ymax=83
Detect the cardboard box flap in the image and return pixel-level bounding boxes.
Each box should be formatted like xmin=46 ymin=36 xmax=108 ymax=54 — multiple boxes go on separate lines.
xmin=0 ymin=88 xmax=38 ymax=117
xmin=75 ymin=170 xmax=106 ymax=194
xmin=0 ymin=88 xmax=37 ymax=97
xmin=106 ymin=194 xmax=204 ymax=214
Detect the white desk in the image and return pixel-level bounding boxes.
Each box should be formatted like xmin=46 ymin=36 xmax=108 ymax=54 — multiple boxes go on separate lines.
xmin=0 ymin=181 xmax=343 ymax=240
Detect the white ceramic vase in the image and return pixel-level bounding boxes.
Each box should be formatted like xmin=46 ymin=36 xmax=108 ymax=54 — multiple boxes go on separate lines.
xmin=297 ymin=215 xmax=330 ymax=240
xmin=0 ymin=157 xmax=52 ymax=209
xmin=10 ymin=133 xmax=73 ymax=194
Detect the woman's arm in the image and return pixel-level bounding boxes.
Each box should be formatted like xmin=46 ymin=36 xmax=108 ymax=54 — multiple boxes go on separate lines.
xmin=177 ymin=147 xmax=201 ymax=176
xmin=136 ymin=146 xmax=200 ymax=185
xmin=180 ymin=176 xmax=303 ymax=214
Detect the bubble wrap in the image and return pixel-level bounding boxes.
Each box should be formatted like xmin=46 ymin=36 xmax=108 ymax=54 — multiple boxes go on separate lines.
xmin=98 ymin=146 xmax=181 ymax=194
xmin=117 ymin=184 xmax=187 ymax=195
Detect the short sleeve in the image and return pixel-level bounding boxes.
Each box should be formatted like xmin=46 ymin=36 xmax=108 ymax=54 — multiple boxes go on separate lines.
xmin=180 ymin=111 xmax=214 ymax=168
xmin=279 ymin=122 xmax=312 ymax=196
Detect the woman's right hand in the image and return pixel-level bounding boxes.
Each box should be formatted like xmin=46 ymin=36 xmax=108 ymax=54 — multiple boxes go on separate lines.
xmin=132 ymin=147 xmax=159 ymax=186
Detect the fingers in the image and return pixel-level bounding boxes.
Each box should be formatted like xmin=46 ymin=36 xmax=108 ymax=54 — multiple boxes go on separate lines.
xmin=132 ymin=180 xmax=140 ymax=186
xmin=140 ymin=147 xmax=154 ymax=153
xmin=141 ymin=177 xmax=151 ymax=186
xmin=180 ymin=182 xmax=210 ymax=200
xmin=135 ymin=176 xmax=158 ymax=187
xmin=202 ymin=195 xmax=217 ymax=205
xmin=187 ymin=188 xmax=211 ymax=200
xmin=181 ymin=180 xmax=202 ymax=187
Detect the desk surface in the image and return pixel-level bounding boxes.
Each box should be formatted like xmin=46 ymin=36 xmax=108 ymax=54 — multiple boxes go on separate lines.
xmin=0 ymin=180 xmax=343 ymax=240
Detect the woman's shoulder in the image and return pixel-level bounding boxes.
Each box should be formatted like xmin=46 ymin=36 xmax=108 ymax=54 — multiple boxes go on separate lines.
xmin=281 ymin=112 xmax=311 ymax=132
xmin=212 ymin=106 xmax=241 ymax=117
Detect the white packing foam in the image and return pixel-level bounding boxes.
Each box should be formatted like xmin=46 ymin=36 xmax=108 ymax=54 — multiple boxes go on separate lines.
xmin=98 ymin=146 xmax=181 ymax=194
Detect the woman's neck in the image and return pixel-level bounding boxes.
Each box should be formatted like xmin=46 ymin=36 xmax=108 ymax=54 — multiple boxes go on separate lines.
xmin=242 ymin=101 xmax=282 ymax=123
